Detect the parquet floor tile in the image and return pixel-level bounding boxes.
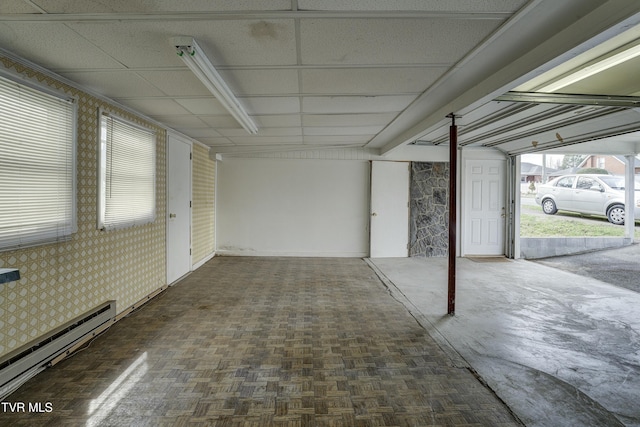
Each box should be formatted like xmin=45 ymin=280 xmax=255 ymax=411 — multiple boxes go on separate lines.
xmin=0 ymin=257 xmax=522 ymax=426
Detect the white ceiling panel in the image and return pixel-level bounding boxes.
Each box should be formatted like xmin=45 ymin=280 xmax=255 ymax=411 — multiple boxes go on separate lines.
xmin=0 ymin=1 xmax=40 ymax=13
xmin=218 ymin=69 xmax=300 ymax=96
xmin=299 ymin=18 xmax=501 ymax=65
xmin=197 ymin=137 xmax=234 ymax=146
xmin=229 ymin=136 xmax=303 ymax=145
xmin=218 ymin=128 xmax=302 ymax=137
xmin=302 ymin=113 xmax=396 ymax=127
xmin=136 ymin=70 xmax=214 ymax=97
xmin=151 ymin=115 xmax=211 ymax=129
xmin=175 ymin=98 xmax=231 ymax=115
xmin=300 ymin=67 xmax=445 ymax=95
xmin=122 ymin=99 xmax=192 ymax=116
xmin=303 ymin=135 xmax=373 ymax=144
xmin=303 ymin=95 xmax=415 ymax=114
xmin=171 ymin=128 xmax=222 ymax=138
xmin=254 ymin=115 xmax=302 ymax=128
xmin=199 ymin=116 xmax=251 ymax=128
xmin=298 ymin=0 xmax=527 ymax=12
xmin=61 ymin=71 xmax=166 ymax=98
xmin=67 ymin=20 xmax=297 ymax=68
xmin=1 ymin=0 xmax=636 ymax=156
xmin=0 ymin=23 xmax=123 ymax=70
xmin=243 ymin=97 xmax=301 ymax=114
xmin=27 ymin=0 xmax=292 ymax=13
xmin=303 ymin=126 xmax=384 ymax=136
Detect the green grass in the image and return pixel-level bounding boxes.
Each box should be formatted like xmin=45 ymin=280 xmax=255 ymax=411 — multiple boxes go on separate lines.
xmin=520 ymin=205 xmax=640 ymax=237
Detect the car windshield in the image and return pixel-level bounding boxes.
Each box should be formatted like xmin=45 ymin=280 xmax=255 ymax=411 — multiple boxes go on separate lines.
xmin=599 ymin=176 xmax=625 ymax=190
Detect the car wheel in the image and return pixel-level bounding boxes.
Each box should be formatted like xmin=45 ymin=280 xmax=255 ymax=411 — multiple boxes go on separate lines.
xmin=541 ymin=198 xmax=557 ymax=215
xmin=607 ymin=204 xmax=625 ymax=225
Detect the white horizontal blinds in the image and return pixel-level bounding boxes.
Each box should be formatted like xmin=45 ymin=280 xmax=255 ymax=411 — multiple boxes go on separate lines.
xmin=0 ymin=74 xmax=75 ymax=250
xmin=99 ymin=113 xmax=156 ymax=230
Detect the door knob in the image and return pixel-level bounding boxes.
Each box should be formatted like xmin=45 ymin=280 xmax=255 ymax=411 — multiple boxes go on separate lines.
xmin=169 ymin=213 xmax=177 ymax=218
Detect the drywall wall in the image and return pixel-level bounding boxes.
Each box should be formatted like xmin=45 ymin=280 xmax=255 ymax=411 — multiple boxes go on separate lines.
xmin=217 ymin=158 xmax=370 ymax=257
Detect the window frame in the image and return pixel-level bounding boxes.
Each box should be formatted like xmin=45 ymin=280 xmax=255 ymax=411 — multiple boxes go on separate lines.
xmin=97 ymin=109 xmax=157 ymax=231
xmin=0 ymin=68 xmax=77 ymax=251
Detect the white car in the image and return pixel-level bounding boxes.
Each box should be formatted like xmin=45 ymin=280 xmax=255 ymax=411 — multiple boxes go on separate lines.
xmin=534 ymin=174 xmax=640 ymax=225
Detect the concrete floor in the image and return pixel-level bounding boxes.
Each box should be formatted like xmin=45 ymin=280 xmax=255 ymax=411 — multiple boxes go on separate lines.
xmin=368 ymin=254 xmax=640 ymax=427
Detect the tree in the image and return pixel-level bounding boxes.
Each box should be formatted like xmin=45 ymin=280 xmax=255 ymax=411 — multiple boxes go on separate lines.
xmin=561 ymin=154 xmax=586 ymax=169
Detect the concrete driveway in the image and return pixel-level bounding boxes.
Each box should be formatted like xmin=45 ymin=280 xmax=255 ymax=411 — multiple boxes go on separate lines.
xmin=535 ymin=242 xmax=640 ymax=293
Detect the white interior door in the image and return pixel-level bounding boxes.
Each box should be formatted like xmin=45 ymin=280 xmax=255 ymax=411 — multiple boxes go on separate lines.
xmin=167 ymin=134 xmax=192 ymax=284
xmin=370 ymin=161 xmax=410 ymax=258
xmin=463 ymin=159 xmax=505 ymax=256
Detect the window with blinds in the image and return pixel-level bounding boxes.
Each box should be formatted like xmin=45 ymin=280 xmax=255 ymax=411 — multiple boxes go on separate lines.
xmin=98 ymin=112 xmax=156 ymax=230
xmin=0 ymin=73 xmax=76 ymax=251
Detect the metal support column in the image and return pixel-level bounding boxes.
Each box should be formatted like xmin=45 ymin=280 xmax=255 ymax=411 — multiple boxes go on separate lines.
xmin=447 ymin=113 xmax=458 ymax=316
xmin=625 ymin=154 xmax=636 ymax=240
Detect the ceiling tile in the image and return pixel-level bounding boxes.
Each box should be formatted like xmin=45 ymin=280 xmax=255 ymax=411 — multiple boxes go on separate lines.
xmin=298 ymin=0 xmax=526 ymax=12
xmin=29 ymin=0 xmax=292 ymax=13
xmin=121 ymin=99 xmax=192 ymax=116
xmin=218 ymin=127 xmax=302 ymax=137
xmin=244 ymin=97 xmax=301 ymax=114
xmin=218 ymin=69 xmax=299 ymax=96
xmin=303 ymin=95 xmax=415 ymax=114
xmin=199 ymin=116 xmax=248 ymax=128
xmin=171 ymin=128 xmax=222 ymax=138
xmin=303 ymin=113 xmax=396 ymax=126
xmin=61 ymin=70 xmax=165 ymax=98
xmin=175 ymin=98 xmax=230 ymax=115
xmin=303 ymin=126 xmax=384 ymax=136
xmin=254 ymin=115 xmax=302 ymax=128
xmin=197 ymin=137 xmax=234 ymax=146
xmin=151 ymin=115 xmax=210 ymax=128
xmin=229 ymin=136 xmax=303 ymax=145
xmin=300 ymin=18 xmax=500 ymax=65
xmin=0 ymin=1 xmax=41 ymax=13
xmin=67 ymin=19 xmax=297 ymax=68
xmin=0 ymin=24 xmax=123 ymax=70
xmin=303 ymin=135 xmax=372 ymax=144
xmin=138 ymin=70 xmax=212 ymax=97
xmin=301 ymin=67 xmax=444 ymax=95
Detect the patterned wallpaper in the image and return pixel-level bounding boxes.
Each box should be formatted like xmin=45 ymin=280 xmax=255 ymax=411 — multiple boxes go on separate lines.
xmin=0 ymin=57 xmax=167 ymax=359
xmin=192 ymin=144 xmax=216 ymax=266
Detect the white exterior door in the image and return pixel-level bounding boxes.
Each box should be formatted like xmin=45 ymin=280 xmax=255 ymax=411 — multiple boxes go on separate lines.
xmin=370 ymin=161 xmax=410 ymax=258
xmin=463 ymin=159 xmax=505 ymax=256
xmin=167 ymin=134 xmax=192 ymax=284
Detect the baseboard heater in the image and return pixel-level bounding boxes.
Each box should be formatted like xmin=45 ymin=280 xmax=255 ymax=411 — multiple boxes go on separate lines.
xmin=0 ymin=300 xmax=116 ymax=400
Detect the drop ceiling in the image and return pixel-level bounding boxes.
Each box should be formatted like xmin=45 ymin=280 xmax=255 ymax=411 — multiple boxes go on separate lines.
xmin=1 ymin=1 xmax=640 ymax=157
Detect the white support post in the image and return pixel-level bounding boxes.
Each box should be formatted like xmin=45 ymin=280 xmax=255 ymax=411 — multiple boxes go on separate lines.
xmin=625 ymin=154 xmax=635 ymax=241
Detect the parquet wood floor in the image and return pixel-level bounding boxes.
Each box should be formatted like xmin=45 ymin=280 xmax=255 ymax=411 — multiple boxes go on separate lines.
xmin=0 ymin=257 xmax=522 ymax=426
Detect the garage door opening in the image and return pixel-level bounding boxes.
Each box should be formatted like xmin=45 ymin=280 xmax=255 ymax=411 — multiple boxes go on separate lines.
xmin=519 ymin=153 xmax=639 ymax=259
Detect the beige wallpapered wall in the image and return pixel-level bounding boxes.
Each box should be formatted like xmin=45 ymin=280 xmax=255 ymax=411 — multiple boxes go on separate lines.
xmin=192 ymin=144 xmax=216 ymax=266
xmin=0 ymin=57 xmax=174 ymax=359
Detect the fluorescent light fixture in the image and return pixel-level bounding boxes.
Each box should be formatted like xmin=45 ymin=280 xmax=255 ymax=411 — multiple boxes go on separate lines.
xmin=171 ymin=36 xmax=258 ymax=134
xmin=539 ymin=43 xmax=640 ymax=92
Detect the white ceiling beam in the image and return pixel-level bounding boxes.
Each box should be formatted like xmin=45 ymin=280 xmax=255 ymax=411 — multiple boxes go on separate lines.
xmin=374 ymin=0 xmax=640 ymax=155
xmin=0 ymin=11 xmax=512 ymax=23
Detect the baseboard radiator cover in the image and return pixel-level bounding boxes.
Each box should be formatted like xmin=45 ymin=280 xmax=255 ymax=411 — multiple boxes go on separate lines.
xmin=0 ymin=300 xmax=116 ymax=400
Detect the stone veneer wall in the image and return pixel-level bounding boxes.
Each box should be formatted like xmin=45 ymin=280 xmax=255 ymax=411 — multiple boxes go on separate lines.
xmin=409 ymin=162 xmax=449 ymax=257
